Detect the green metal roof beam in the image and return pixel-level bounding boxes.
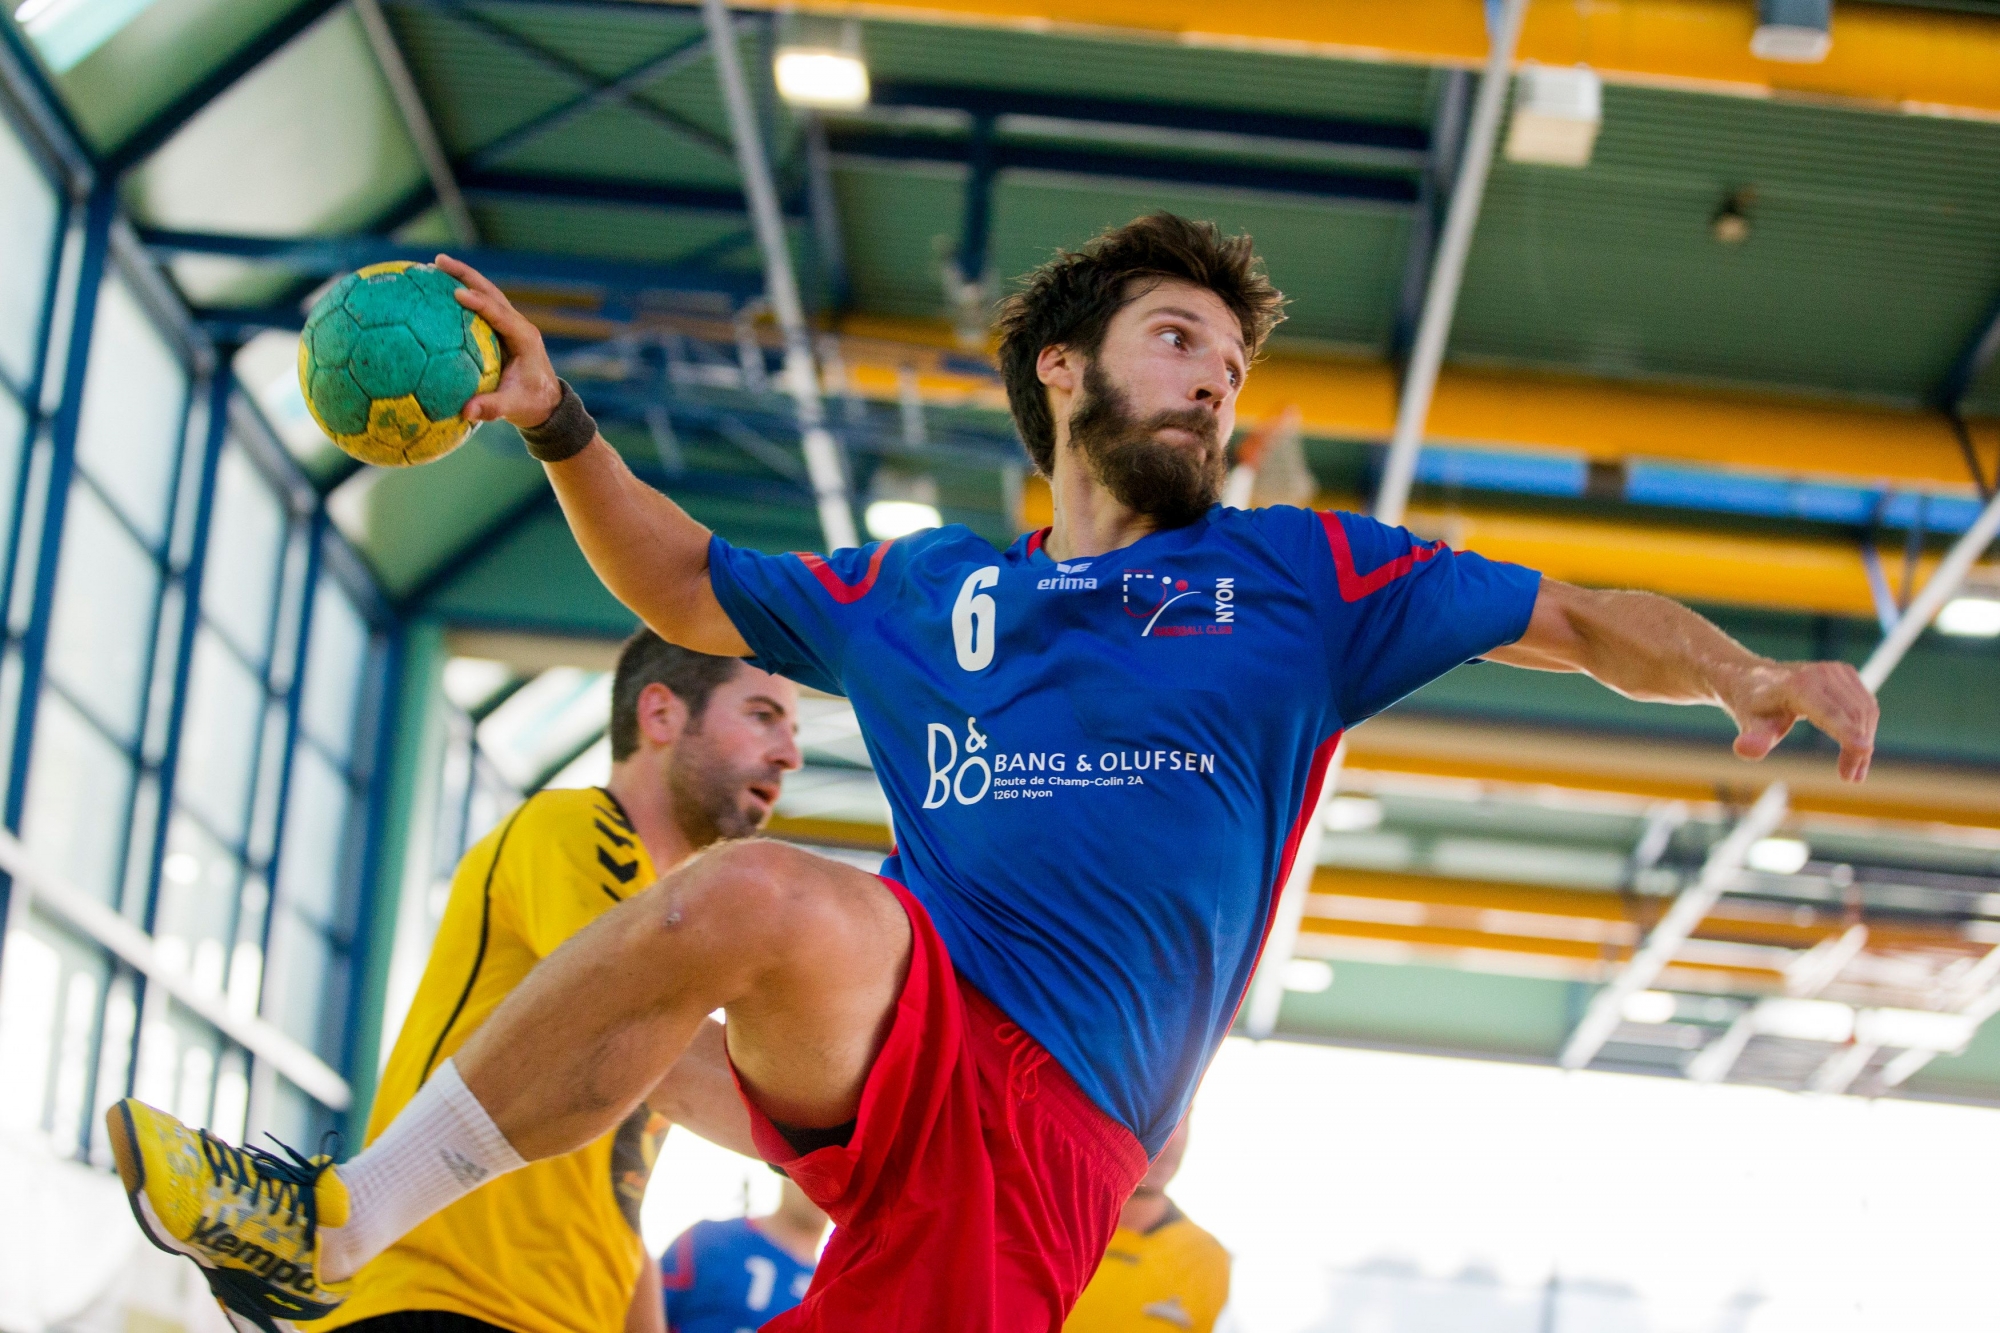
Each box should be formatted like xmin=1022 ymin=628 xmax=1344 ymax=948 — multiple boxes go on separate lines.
xmin=393 ymin=0 xmax=734 ymax=163
xmin=464 ymin=29 xmax=710 ymax=171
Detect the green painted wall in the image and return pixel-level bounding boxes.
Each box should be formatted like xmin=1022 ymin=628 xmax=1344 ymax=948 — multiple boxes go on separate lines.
xmin=1273 ymin=958 xmax=1578 ymax=1059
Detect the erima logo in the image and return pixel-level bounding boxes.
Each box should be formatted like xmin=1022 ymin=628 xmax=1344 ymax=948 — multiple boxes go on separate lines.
xmin=189 ymin=1216 xmax=321 ymax=1295
xmin=1141 ymin=1296 xmax=1195 ymax=1328
xmin=1037 ymin=560 xmax=1097 ymax=591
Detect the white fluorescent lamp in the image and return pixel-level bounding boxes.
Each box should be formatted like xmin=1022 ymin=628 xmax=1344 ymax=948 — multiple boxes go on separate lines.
xmin=774 ymin=48 xmax=870 ymax=110
xmin=1937 ymin=595 xmax=2000 ymax=637
xmin=1746 ymin=836 xmax=1811 ymax=875
xmin=1855 ymin=1007 xmax=1976 ymax=1052
xmin=1752 ymin=0 xmax=1833 ymax=63
xmin=1281 ymin=959 xmax=1335 ymax=994
xmin=864 ymin=499 xmax=941 ymax=539
xmin=1503 ymin=64 xmax=1602 ymax=168
xmin=1620 ymin=990 xmax=1679 ymax=1025
xmin=1323 ymin=795 xmax=1385 ymax=833
xmin=1753 ymin=997 xmax=1854 ymax=1044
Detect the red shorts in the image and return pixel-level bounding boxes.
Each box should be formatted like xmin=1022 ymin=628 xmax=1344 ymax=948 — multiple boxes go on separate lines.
xmin=733 ymin=878 xmax=1149 ymax=1332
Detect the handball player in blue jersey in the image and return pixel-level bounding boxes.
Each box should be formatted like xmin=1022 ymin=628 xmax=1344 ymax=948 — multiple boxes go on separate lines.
xmin=114 ymin=214 xmax=1878 ymax=1333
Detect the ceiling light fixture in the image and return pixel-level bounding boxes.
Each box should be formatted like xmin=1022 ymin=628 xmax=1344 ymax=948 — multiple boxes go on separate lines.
xmin=864 ymin=499 xmax=941 ymax=540
xmin=1752 ymin=0 xmax=1833 ymax=63
xmin=1712 ymin=190 xmax=1753 ymax=244
xmin=1621 ymin=990 xmax=1678 ymax=1025
xmin=1502 ymin=63 xmax=1602 ymax=168
xmin=774 ymin=48 xmax=870 ymax=110
xmin=1937 ymin=596 xmax=2000 ymax=637
xmin=1282 ymin=959 xmax=1335 ymax=994
xmin=1747 ymin=836 xmax=1811 ymax=875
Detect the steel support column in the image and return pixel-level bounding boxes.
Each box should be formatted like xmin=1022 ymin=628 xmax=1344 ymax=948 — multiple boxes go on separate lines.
xmin=354 ymin=0 xmax=477 ymax=245
xmin=1374 ymin=0 xmax=1529 ymax=529
xmin=702 ymin=0 xmax=857 ymax=551
xmin=1561 ymin=784 xmax=1793 ymax=1070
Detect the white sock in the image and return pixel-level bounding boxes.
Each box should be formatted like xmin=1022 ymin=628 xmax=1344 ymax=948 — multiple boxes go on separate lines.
xmin=319 ymin=1059 xmax=526 ymax=1281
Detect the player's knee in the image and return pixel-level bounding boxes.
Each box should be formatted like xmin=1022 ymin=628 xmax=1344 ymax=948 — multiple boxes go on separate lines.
xmin=658 ymin=838 xmax=838 ymax=956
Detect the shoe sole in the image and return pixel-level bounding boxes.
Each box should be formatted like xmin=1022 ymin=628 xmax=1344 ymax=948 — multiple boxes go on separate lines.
xmin=107 ymin=1103 xmax=297 ymax=1333
xmin=108 ymin=1102 xmax=180 ymax=1259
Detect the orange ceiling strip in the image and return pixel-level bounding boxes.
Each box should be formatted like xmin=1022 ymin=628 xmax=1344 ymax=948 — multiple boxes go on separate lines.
xmin=749 ymin=0 xmax=2000 ymax=121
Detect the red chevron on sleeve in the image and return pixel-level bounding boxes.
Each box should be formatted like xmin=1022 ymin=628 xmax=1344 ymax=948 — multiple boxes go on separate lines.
xmin=795 ymin=540 xmax=893 ymax=604
xmin=1316 ymin=510 xmax=1444 ymax=602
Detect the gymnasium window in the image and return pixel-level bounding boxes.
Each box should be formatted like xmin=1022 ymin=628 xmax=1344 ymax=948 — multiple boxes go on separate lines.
xmin=0 ymin=90 xmax=393 ymax=1154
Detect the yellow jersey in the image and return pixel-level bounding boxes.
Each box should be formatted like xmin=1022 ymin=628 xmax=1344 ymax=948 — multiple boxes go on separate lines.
xmin=1064 ymin=1204 xmax=1231 ymax=1333
xmin=322 ymin=788 xmax=664 ymax=1333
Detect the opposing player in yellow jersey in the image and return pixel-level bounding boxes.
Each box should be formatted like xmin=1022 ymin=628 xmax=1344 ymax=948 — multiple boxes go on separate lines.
xmin=1065 ymin=1122 xmax=1230 ymax=1333
xmin=316 ymin=630 xmax=800 ymax=1333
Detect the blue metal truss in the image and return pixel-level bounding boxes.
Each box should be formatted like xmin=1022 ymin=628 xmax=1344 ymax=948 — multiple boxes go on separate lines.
xmin=1393 ymin=69 xmax=1472 ymax=365
xmin=140 ymin=226 xmax=767 ymax=301
xmin=869 ymin=79 xmax=1432 ymax=169
xmin=822 ymin=127 xmax=1422 ymax=209
xmin=459 ymin=168 xmax=803 ymax=219
xmin=464 ymin=29 xmax=712 ymax=172
xmin=400 ymin=0 xmax=732 ymax=162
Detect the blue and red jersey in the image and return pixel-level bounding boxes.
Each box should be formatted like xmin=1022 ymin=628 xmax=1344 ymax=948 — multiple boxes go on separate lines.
xmin=708 ymin=503 xmax=1540 ymax=1154
xmin=660 ymin=1217 xmax=814 ymax=1332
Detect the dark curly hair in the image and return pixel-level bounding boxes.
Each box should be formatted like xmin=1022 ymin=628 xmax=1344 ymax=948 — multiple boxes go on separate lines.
xmin=993 ymin=212 xmax=1286 ymax=476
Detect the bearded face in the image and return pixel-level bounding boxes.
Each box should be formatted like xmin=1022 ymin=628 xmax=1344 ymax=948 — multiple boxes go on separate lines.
xmin=665 ymin=709 xmax=787 ymax=846
xmin=1066 ymin=359 xmax=1227 ymax=529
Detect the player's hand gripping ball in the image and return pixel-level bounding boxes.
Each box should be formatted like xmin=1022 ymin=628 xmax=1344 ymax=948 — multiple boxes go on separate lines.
xmin=297 ymin=261 xmax=503 ymax=467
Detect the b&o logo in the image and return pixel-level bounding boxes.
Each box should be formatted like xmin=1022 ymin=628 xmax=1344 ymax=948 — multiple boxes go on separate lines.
xmin=924 ymin=716 xmax=992 ymax=807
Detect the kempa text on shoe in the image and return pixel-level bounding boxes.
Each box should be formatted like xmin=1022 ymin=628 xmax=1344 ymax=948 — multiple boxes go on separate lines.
xmin=188 ymin=1217 xmax=322 ymax=1295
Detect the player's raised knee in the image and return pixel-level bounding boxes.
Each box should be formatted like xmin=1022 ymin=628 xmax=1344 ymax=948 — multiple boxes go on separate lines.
xmin=653 ymin=838 xmax=857 ymax=952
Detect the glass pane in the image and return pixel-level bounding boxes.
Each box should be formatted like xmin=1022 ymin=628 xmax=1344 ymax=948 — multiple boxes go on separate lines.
xmin=155 ymin=813 xmax=242 ymax=998
xmin=276 ymin=743 xmax=354 ymax=931
xmin=74 ymin=276 xmax=187 ymax=547
xmin=0 ymin=115 xmax=58 ymax=391
xmin=0 ymin=923 xmax=59 ymax=1131
xmin=300 ymin=579 xmax=368 ymax=764
xmin=174 ymin=628 xmax=262 ymax=843
xmin=264 ymin=909 xmax=344 ymax=1060
xmin=87 ymin=973 xmax=136 ymax=1166
xmin=45 ymin=483 xmax=159 ymax=741
xmin=0 ymin=389 xmax=24 ymax=552
xmin=22 ymin=690 xmax=133 ymax=903
xmin=201 ymin=443 xmax=286 ymax=663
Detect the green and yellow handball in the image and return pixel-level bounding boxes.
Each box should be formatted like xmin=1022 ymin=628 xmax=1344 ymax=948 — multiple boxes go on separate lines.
xmin=297 ymin=260 xmax=503 ymax=467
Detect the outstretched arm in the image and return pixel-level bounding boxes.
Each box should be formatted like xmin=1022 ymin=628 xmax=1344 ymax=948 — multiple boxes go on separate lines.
xmin=1485 ymin=578 xmax=1879 ymax=782
xmin=438 ymin=255 xmax=750 ymax=657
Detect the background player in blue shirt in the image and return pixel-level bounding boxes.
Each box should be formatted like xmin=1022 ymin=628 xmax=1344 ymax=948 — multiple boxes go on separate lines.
xmin=660 ymin=1181 xmax=826 ymax=1333
xmin=120 ymin=214 xmax=1879 ymax=1333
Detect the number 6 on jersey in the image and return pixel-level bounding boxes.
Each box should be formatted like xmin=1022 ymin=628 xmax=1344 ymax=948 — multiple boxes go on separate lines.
xmin=952 ymin=566 xmax=1000 ymax=671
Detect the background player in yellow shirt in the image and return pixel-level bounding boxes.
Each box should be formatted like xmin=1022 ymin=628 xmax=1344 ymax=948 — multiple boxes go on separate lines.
xmin=320 ymin=630 xmax=802 ymax=1333
xmin=1065 ymin=1120 xmax=1231 ymax=1333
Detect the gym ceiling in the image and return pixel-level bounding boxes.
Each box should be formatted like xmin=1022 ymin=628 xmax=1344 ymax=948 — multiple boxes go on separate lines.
xmin=13 ymin=0 xmax=2000 ymax=1102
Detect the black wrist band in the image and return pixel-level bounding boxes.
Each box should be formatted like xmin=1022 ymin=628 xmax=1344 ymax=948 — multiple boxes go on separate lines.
xmin=519 ymin=380 xmax=598 ymax=463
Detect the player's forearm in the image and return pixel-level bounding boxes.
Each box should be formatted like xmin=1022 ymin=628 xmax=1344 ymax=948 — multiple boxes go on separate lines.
xmin=1494 ymin=581 xmax=1773 ymax=710
xmin=543 ymin=439 xmax=750 ymax=656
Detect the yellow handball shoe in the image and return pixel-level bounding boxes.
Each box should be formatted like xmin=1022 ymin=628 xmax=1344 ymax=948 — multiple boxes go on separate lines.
xmin=108 ymin=1099 xmax=351 ymax=1333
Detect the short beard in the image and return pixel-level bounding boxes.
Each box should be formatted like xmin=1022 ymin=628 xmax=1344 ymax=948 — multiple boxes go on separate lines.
xmin=665 ymin=716 xmax=776 ymax=848
xmin=1065 ymin=360 xmax=1226 ymax=530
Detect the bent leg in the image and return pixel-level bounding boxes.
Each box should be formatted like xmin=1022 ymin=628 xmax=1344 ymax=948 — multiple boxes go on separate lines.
xmin=648 ymin=1019 xmax=755 ymax=1159
xmin=456 ymin=838 xmax=910 ymax=1161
